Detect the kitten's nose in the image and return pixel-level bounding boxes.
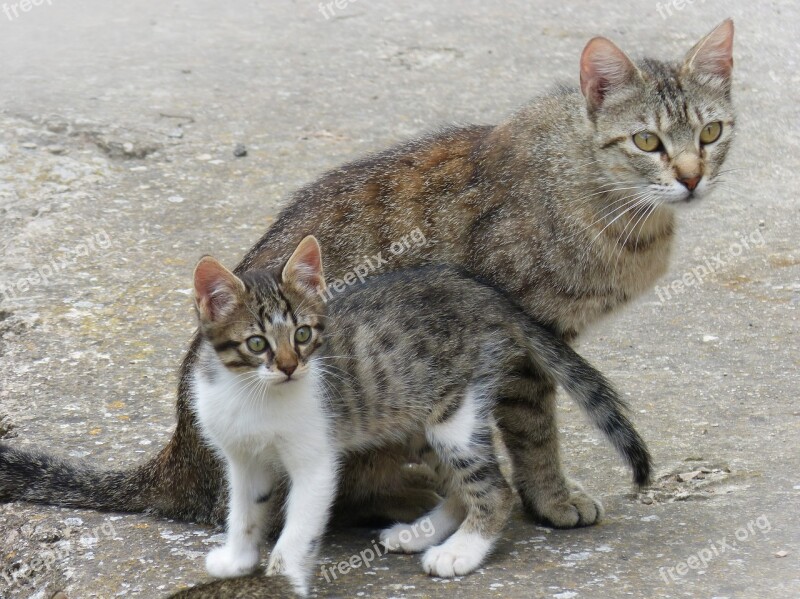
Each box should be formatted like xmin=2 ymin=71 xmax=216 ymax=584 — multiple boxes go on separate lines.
xmin=678 ymin=176 xmax=701 ymax=191
xmin=277 ymin=363 xmax=296 ymax=378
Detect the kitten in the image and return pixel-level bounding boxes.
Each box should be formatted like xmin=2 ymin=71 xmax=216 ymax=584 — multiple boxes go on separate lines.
xmin=0 ymin=21 xmax=734 ymax=532
xmin=192 ymin=237 xmax=650 ymax=594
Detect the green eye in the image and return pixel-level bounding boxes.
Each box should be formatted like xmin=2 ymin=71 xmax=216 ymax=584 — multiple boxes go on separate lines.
xmin=633 ymin=131 xmax=662 ymax=152
xmin=294 ymin=326 xmax=312 ymax=344
xmin=246 ymin=336 xmax=268 ymax=353
xmin=700 ymin=121 xmax=722 ymax=144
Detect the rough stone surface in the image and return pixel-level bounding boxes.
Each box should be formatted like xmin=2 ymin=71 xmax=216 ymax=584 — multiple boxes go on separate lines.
xmin=0 ymin=1 xmax=798 ymax=598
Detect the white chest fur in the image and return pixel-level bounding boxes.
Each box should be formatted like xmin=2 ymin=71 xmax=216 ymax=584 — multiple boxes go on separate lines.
xmin=191 ymin=356 xmax=328 ymax=460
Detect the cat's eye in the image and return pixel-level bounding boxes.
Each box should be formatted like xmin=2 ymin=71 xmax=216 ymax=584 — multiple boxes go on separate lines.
xmin=246 ymin=336 xmax=268 ymax=353
xmin=633 ymin=131 xmax=662 ymax=152
xmin=699 ymin=121 xmax=722 ymax=145
xmin=294 ymin=326 xmax=312 ymax=344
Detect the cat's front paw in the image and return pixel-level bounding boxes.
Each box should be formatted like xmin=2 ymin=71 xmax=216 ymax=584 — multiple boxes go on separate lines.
xmin=421 ymin=531 xmax=493 ymax=577
xmin=529 ymin=480 xmax=604 ymax=528
xmin=267 ymin=550 xmax=309 ymax=596
xmin=205 ymin=544 xmax=260 ymax=579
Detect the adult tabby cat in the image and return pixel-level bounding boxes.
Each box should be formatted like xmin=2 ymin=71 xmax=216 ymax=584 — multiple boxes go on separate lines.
xmin=0 ymin=21 xmax=734 ymax=530
xmin=192 ymin=237 xmax=650 ymax=593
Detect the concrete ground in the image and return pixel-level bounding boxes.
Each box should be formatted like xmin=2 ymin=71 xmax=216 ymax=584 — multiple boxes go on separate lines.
xmin=0 ymin=0 xmax=798 ymax=597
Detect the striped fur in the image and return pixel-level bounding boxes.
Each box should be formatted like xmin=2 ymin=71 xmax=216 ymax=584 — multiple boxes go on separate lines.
xmin=192 ymin=238 xmax=651 ymax=592
xmin=0 ymin=22 xmax=733 ymax=535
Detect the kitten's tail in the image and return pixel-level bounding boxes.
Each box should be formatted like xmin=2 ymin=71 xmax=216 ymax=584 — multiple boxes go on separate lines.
xmin=524 ymin=325 xmax=653 ymax=487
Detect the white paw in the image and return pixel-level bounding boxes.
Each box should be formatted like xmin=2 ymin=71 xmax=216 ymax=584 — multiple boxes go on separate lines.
xmin=380 ymin=522 xmax=438 ymax=553
xmin=421 ymin=531 xmax=494 ymax=577
xmin=267 ymin=549 xmax=309 ymax=596
xmin=205 ymin=544 xmax=259 ymax=578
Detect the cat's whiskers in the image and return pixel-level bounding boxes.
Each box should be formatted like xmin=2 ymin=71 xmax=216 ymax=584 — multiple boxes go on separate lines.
xmin=708 ymin=179 xmax=746 ymax=199
xmin=592 ymin=193 xmax=655 ymax=274
xmin=611 ymin=197 xmax=659 ymax=276
xmin=714 ymin=167 xmax=749 ymax=176
xmin=221 ymin=370 xmax=268 ymax=411
xmin=228 ymin=373 xmax=266 ymax=407
xmin=568 ymin=189 xmax=649 ymax=242
xmin=631 ymin=200 xmax=662 ymax=257
xmin=314 ymin=361 xmax=346 ymax=382
xmin=584 ymin=191 xmax=654 ymax=251
xmin=313 ymin=366 xmax=347 ymax=407
xmin=572 ymin=182 xmax=644 ymax=205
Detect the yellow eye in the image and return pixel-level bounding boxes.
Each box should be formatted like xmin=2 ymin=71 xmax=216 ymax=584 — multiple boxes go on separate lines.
xmin=700 ymin=121 xmax=722 ymax=144
xmin=294 ymin=326 xmax=312 ymax=344
xmin=633 ymin=131 xmax=662 ymax=152
xmin=246 ymin=336 xmax=268 ymax=353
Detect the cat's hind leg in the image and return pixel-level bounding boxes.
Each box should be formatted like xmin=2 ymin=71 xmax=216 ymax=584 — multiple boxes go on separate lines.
xmin=420 ymin=388 xmax=512 ymax=577
xmin=495 ymin=371 xmax=603 ymax=528
xmin=380 ymin=494 xmax=465 ymax=553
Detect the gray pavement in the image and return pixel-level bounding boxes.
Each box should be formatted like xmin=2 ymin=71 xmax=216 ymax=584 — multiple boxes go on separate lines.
xmin=0 ymin=1 xmax=798 ymax=597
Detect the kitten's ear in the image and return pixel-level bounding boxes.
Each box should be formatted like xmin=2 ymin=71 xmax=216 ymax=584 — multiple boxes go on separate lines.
xmin=580 ymin=36 xmax=640 ymax=115
xmin=282 ymin=236 xmax=326 ymax=294
xmin=193 ymin=256 xmax=244 ymax=322
xmin=682 ymin=19 xmax=734 ymax=81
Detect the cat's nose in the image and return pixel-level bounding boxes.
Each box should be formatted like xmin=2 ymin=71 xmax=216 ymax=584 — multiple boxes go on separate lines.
xmin=678 ymin=176 xmax=701 ymax=191
xmin=278 ymin=363 xmax=297 ymax=378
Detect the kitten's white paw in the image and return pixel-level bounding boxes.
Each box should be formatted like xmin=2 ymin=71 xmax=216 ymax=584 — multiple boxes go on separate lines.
xmin=267 ymin=549 xmax=309 ymax=596
xmin=205 ymin=544 xmax=259 ymax=578
xmin=422 ymin=531 xmax=494 ymax=577
xmin=380 ymin=522 xmax=440 ymax=553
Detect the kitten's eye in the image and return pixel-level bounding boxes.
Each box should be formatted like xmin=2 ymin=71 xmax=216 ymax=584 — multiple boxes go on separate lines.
xmin=246 ymin=336 xmax=268 ymax=353
xmin=294 ymin=326 xmax=312 ymax=344
xmin=700 ymin=121 xmax=722 ymax=145
xmin=633 ymin=131 xmax=662 ymax=152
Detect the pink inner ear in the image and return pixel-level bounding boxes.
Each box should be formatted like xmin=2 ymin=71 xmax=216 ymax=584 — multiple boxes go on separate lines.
xmin=283 ymin=237 xmax=325 ymax=292
xmin=194 ymin=259 xmax=239 ymax=321
xmin=580 ymin=37 xmax=636 ymax=111
xmin=688 ymin=20 xmax=734 ymax=80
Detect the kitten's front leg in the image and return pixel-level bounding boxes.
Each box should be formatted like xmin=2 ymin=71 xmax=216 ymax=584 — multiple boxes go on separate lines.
xmin=267 ymin=445 xmax=337 ymax=596
xmin=206 ymin=456 xmax=273 ymax=579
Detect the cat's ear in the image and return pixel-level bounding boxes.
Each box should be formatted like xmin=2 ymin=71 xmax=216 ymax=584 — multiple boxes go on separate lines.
xmin=282 ymin=236 xmax=326 ymax=294
xmin=682 ymin=19 xmax=734 ymax=81
xmin=580 ymin=36 xmax=640 ymax=115
xmin=193 ymin=256 xmax=244 ymax=322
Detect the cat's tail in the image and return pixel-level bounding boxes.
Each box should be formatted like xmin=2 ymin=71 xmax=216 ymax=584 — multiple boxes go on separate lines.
xmin=0 ymin=443 xmax=154 ymax=511
xmin=0 ymin=340 xmax=224 ymax=522
xmin=523 ymin=325 xmax=653 ymax=487
xmin=0 ymin=431 xmax=222 ymax=521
